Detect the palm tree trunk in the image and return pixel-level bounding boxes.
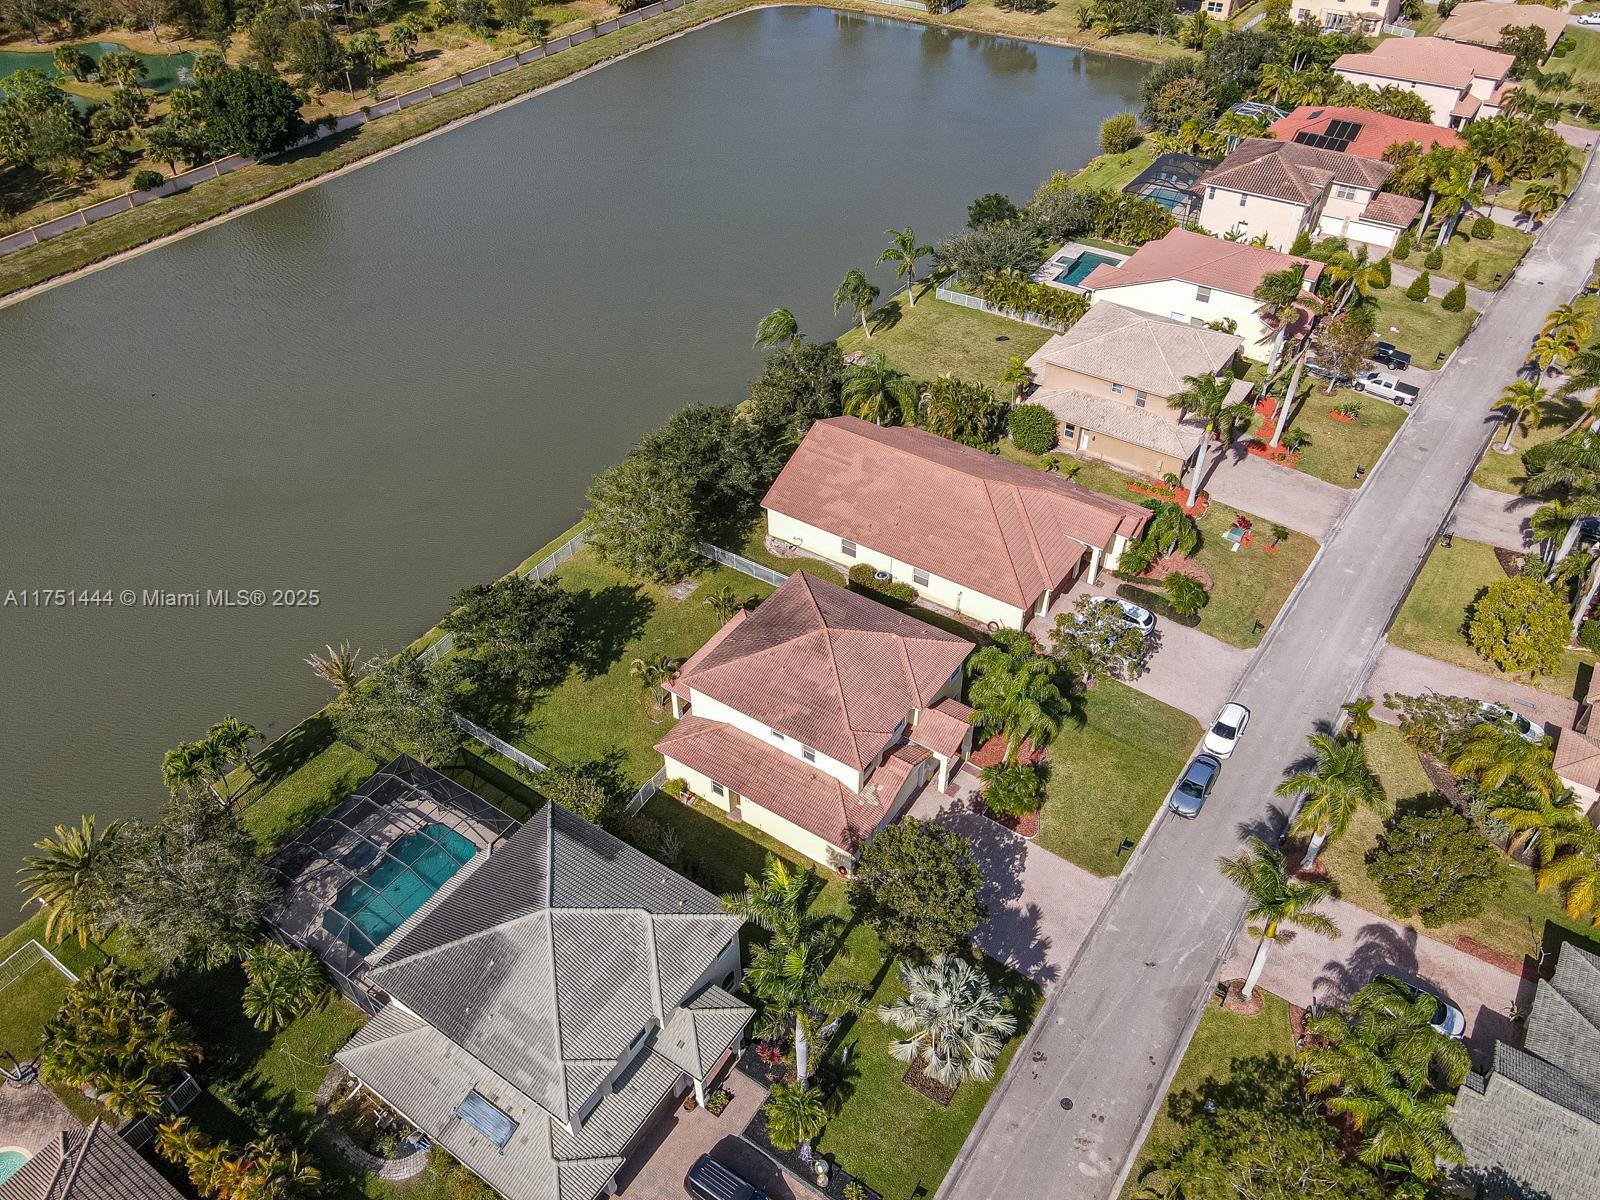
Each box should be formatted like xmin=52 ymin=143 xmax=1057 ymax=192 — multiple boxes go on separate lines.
xmin=795 ymin=1016 xmax=810 ymax=1085
xmin=1300 ymin=828 xmax=1329 ymax=870
xmin=1572 ymin=558 xmax=1600 ymax=638
xmin=1555 ymin=520 xmax=1583 ymax=567
xmin=1188 ymin=436 xmax=1210 ymax=502
xmin=1265 ymin=324 xmax=1287 ymax=377
xmin=1501 ymin=415 xmax=1518 ymax=452
xmin=1272 ymin=354 xmax=1306 ymax=448
xmin=1418 ymin=190 xmax=1437 ymax=238
xmin=906 ymin=269 xmax=917 ymax=308
xmin=860 ymin=310 xmax=871 ymax=339
xmin=1241 ymin=938 xmax=1270 ymax=1000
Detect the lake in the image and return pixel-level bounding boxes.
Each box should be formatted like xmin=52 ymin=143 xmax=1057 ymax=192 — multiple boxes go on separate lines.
xmin=0 ymin=6 xmax=1143 ymax=927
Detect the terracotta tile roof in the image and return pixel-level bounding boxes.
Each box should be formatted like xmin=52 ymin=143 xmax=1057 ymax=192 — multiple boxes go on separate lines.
xmin=1024 ymin=301 xmax=1242 ymax=397
xmin=1555 ymin=727 xmax=1600 ymax=792
xmin=667 ymin=609 xmax=747 ymax=699
xmin=1453 ymin=93 xmax=1483 ymax=120
xmin=1032 ymin=388 xmax=1206 ymax=460
xmin=1079 ymin=228 xmax=1323 ymax=297
xmin=1335 ymin=37 xmax=1513 ymax=90
xmin=1360 ymin=191 xmax=1425 ymax=228
xmin=1197 ymin=138 xmax=1392 ymax=206
xmin=675 ymin=570 xmax=972 ymax=770
xmin=657 ymin=716 xmax=894 ymax=852
xmin=762 ymin=417 xmax=1150 ymax=611
xmin=1268 ymin=105 xmax=1462 ymax=160
xmin=1440 ymin=1 xmax=1567 ymax=51
xmin=910 ymin=697 xmax=974 ymax=759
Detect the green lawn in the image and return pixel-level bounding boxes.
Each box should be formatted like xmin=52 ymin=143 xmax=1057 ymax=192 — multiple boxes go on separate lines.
xmin=1319 ymin=724 xmax=1600 ymax=962
xmin=837 ymin=295 xmax=1054 ymax=390
xmin=1392 ymin=222 xmax=1532 ymax=292
xmin=1371 ymin=291 xmax=1478 ymax=368
xmin=1038 ymin=680 xmax=1200 ymax=876
xmin=1288 ymin=386 xmax=1408 ymax=489
xmin=0 ymin=913 xmax=112 ymax=1123
xmin=1388 ymin=536 xmax=1595 ymax=699
xmin=1123 ymin=992 xmax=1295 ymax=1194
xmin=1547 ymin=28 xmax=1600 ymax=127
xmin=241 ymin=740 xmax=378 ymax=853
xmin=1472 ymin=394 xmax=1582 ymax=495
xmin=1068 ymin=142 xmax=1157 ymax=192
xmin=733 ymin=518 xmax=846 ymax=587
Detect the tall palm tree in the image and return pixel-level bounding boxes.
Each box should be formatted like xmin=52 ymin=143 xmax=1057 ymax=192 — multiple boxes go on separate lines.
xmin=842 ymin=351 xmax=916 ymax=425
xmin=877 ymin=227 xmax=932 ymax=307
xmin=834 ymin=268 xmax=880 ymax=339
xmin=17 ymin=816 xmax=123 ymax=947
xmin=1253 ymin=264 xmax=1308 ymax=377
xmin=1494 ymin=379 xmax=1548 ymax=451
xmin=744 ymin=935 xmax=861 ymax=1085
xmin=1543 ymin=301 xmax=1595 ymax=347
xmin=1341 ymin=697 xmax=1377 ymax=740
xmin=722 ymin=853 xmax=815 ymax=945
xmin=754 ymin=307 xmax=802 ymax=350
xmin=1537 ymin=827 xmax=1600 ymax=922
xmin=1168 ymin=373 xmax=1255 ymax=496
xmin=1140 ymin=501 xmax=1200 ymax=559
xmin=306 ymin=642 xmax=366 ymax=696
xmin=1450 ymin=721 xmax=1558 ymax=797
xmin=1529 ymin=332 xmax=1574 ymax=376
xmin=967 ymin=641 xmax=1066 ymax=766
xmin=1324 ymin=247 xmax=1384 ymax=317
xmin=1278 ymin=732 xmax=1388 ymax=868
xmin=998 ymin=355 xmax=1032 ymax=405
xmin=1518 ymin=182 xmax=1565 ymax=228
xmin=762 ymin=1081 xmax=829 ymax=1156
xmin=878 ymin=954 xmax=1017 ymax=1085
xmin=160 ymin=741 xmax=211 ymax=800
xmin=1491 ymin=787 xmax=1584 ymax=863
xmin=244 ymin=1141 xmax=322 ymax=1198
xmin=207 ymin=716 xmax=261 ymax=794
xmin=1217 ymin=837 xmax=1339 ymax=999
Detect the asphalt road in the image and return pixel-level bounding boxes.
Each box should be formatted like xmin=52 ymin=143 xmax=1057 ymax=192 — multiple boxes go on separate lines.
xmin=937 ymin=165 xmax=1600 ymax=1200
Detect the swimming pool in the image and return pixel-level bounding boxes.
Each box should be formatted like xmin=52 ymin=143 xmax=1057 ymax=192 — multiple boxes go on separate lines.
xmin=1053 ymin=251 xmax=1120 ymax=288
xmin=322 ymin=823 xmax=478 ymax=955
xmin=0 ymin=1149 xmax=28 ymax=1186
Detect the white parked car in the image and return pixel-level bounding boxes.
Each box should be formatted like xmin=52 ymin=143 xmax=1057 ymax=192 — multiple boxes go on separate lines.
xmin=1080 ymin=595 xmax=1156 ymax=632
xmin=1579 ymin=12 xmax=1600 ymax=26
xmin=1352 ymin=370 xmax=1421 ymax=406
xmin=1202 ymin=702 xmax=1251 ymax=758
xmin=1478 ymin=702 xmax=1546 ymax=745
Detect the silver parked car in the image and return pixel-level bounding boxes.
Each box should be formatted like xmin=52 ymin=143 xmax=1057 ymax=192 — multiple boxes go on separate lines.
xmin=1168 ymin=754 xmax=1221 ymax=818
xmin=1379 ymin=975 xmax=1466 ymax=1039
xmin=1477 ymin=702 xmax=1545 ymax=745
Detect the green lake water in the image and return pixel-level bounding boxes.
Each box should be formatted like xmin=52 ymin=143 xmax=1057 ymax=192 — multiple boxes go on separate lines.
xmin=0 ymin=41 xmax=194 ymax=92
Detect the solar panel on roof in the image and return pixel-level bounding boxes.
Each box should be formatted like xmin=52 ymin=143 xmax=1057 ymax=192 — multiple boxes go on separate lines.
xmin=456 ymin=1090 xmax=519 ymax=1147
xmin=1292 ymin=119 xmax=1363 ymax=153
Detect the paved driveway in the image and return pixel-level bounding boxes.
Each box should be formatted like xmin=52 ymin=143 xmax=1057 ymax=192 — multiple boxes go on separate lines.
xmin=1203 ymin=449 xmax=1350 ymax=539
xmin=1449 ymin=482 xmax=1537 ymax=551
xmin=1218 ymin=896 xmax=1536 ymax=1065
xmin=910 ymin=781 xmax=1116 ymax=993
xmin=1367 ymin=641 xmax=1580 ymax=735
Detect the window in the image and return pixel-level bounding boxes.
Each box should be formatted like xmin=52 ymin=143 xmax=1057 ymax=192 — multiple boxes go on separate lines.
xmin=1206 ymin=1 xmax=1222 ymax=12
xmin=1170 ymin=312 xmax=1187 ymax=322
xmin=1206 ymin=185 xmax=1216 ymax=199
xmin=456 ymin=1092 xmax=518 ymax=1148
xmin=840 ymin=538 xmax=856 ymax=558
xmin=801 ymin=746 xmax=816 ymax=763
xmin=1134 ymin=392 xmax=1148 ymax=408
xmin=1239 ymin=193 xmax=1247 ymax=207
xmin=770 ymin=729 xmax=785 ymax=742
xmin=1195 ymin=285 xmax=1211 ymax=303
xmin=1061 ymin=422 xmax=1077 ymax=440
xmin=1110 ymin=382 xmax=1123 ymax=394
xmin=709 ymin=781 xmax=725 ymax=798
xmin=913 ymin=567 xmax=930 ymax=587
xmin=1334 ymin=184 xmax=1358 ymax=202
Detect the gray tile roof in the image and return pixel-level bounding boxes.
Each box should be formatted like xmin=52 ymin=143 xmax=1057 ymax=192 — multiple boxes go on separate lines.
xmin=1025 ymin=302 xmax=1242 ymax=399
xmin=657 ymin=985 xmax=755 ymax=1078
xmin=1030 ymin=387 xmax=1207 ymax=460
xmin=1450 ymin=944 xmax=1600 ymax=1200
xmin=0 ymin=1121 xmax=183 ymax=1200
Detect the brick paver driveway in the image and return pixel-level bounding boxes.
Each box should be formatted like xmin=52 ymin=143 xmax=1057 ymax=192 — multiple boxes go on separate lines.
xmin=1367 ymin=642 xmax=1580 ymax=736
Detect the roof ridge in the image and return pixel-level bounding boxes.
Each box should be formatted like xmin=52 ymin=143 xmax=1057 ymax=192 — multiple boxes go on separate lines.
xmin=56 ymin=1119 xmax=97 ymax=1199
xmin=980 ymin=479 xmax=1029 ymax=608
xmin=542 ymin=809 xmax=571 ymax=1116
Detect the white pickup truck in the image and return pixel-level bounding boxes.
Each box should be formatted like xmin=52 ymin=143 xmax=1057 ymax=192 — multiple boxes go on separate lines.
xmin=1352 ymin=370 xmax=1422 ymax=406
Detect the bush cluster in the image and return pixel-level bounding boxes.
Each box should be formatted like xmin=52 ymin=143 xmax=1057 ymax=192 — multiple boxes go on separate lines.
xmin=1009 ymin=403 xmax=1058 ymax=455
xmin=1471 ymin=215 xmax=1496 ymax=240
xmin=849 ymin=563 xmax=916 ymax=605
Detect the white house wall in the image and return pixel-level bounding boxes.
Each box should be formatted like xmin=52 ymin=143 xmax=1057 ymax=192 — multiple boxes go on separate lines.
xmin=1088 ymin=281 xmax=1274 ymax=359
xmin=660 ymin=756 xmax=849 ymax=868
xmin=1198 ymin=189 xmax=1311 ymax=253
xmin=1333 ymin=68 xmax=1461 ymax=126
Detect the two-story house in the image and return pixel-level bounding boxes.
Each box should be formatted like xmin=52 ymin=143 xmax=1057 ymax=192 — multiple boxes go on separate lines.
xmin=1193 ymin=138 xmax=1423 ymax=253
xmin=1333 ymin=37 xmax=1516 ymax=128
xmin=1292 ymin=0 xmax=1401 ymax=35
xmin=658 ymin=570 xmax=977 ymax=868
xmin=761 ymin=417 xmax=1150 ymax=630
xmin=1023 ymin=301 xmax=1248 ymax=479
xmin=1440 ymin=2 xmax=1566 ymax=57
xmin=1267 ymin=105 xmax=1463 ymax=161
xmin=334 ymin=797 xmax=752 ymax=1200
xmin=1079 ymin=228 xmax=1324 ymax=360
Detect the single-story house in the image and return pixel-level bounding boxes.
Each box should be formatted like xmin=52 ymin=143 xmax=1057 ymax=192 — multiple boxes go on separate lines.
xmin=1448 ymin=942 xmax=1600 ymax=1200
xmin=1440 ymin=1 xmax=1567 ymax=55
xmin=658 ymin=570 xmax=975 ymax=868
xmin=1194 ymin=137 xmax=1423 ymax=253
xmin=1267 ymin=104 xmax=1463 ymax=161
xmin=1333 ymin=37 xmax=1516 ymax=128
xmin=1023 ymin=301 xmax=1247 ymax=479
xmin=0 ymin=1121 xmax=184 ymax=1200
xmin=1079 ymin=228 xmax=1324 ymax=360
xmin=334 ymin=792 xmax=751 ymax=1200
xmin=762 ymin=416 xmax=1151 ymax=630
xmin=1292 ymin=0 xmax=1400 ymax=36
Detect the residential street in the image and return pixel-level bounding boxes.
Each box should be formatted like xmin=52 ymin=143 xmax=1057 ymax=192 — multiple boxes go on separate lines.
xmin=937 ymin=152 xmax=1600 ymax=1200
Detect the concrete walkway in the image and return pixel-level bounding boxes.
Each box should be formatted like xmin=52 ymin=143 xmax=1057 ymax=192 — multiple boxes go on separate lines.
xmin=1204 ymin=448 xmax=1351 ymax=539
xmin=1218 ymin=895 xmax=1535 ymax=1065
xmin=1449 ymin=481 xmax=1538 ymax=551
xmin=910 ymin=781 xmax=1116 ymax=994
xmin=1367 ymin=641 xmax=1580 ymax=733
xmin=1388 ymin=260 xmax=1493 ymax=311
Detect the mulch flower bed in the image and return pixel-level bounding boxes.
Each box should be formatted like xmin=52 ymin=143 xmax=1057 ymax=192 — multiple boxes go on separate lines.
xmin=1492 ymin=546 xmax=1526 ymax=577
xmin=977 ymin=799 xmax=1039 ymax=838
xmin=1455 ymin=937 xmax=1527 ymax=975
xmin=1247 ymin=438 xmax=1302 ymax=468
xmin=969 ymin=733 xmax=1046 ymax=770
xmin=736 ymin=1044 xmax=796 ymax=1091
xmin=902 ymin=1056 xmax=957 ymax=1107
xmin=1418 ymin=754 xmax=1469 ymax=812
xmin=1137 ymin=554 xmax=1215 ymax=590
xmin=1125 ymin=478 xmax=1209 ymax=516
xmin=742 ymin=1090 xmax=882 ymax=1200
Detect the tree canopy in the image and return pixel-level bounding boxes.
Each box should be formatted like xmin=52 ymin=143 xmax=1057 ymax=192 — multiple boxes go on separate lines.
xmin=443 ymin=574 xmax=578 ymax=692
xmin=1366 ymin=805 xmax=1508 ymax=927
xmin=848 ymin=819 xmax=986 ymax=962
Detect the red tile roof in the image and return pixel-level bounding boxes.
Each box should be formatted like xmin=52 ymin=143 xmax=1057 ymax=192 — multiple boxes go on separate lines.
xmin=675 ymin=570 xmax=972 ymax=771
xmin=1197 ymin=138 xmax=1393 ymax=206
xmin=1267 ymin=105 xmax=1462 ymax=160
xmin=1361 ymin=191 xmax=1425 ymax=228
xmin=1334 ymin=37 xmax=1513 ymax=90
xmin=910 ymin=698 xmax=974 ymax=759
xmin=762 ymin=417 xmax=1150 ymax=611
xmin=1080 ymin=228 xmax=1323 ymax=297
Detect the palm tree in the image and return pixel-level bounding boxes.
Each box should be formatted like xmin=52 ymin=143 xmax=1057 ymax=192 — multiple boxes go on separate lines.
xmin=1141 ymin=501 xmax=1200 ymax=559
xmin=207 ymin=716 xmax=261 ymax=793
xmin=1253 ymin=265 xmax=1308 ymax=377
xmin=155 ymin=1117 xmax=208 ymax=1172
xmin=1341 ymin=697 xmax=1377 ymax=740
xmin=1277 ymin=732 xmax=1388 ymax=868
xmin=306 ymin=643 xmax=366 ymax=696
xmin=1535 ymin=827 xmax=1600 ymax=922
xmin=242 ymin=942 xmax=326 ymax=1031
xmin=160 ymin=741 xmax=211 ymax=799
xmin=842 ymin=351 xmax=915 ymax=425
xmin=1217 ymin=837 xmax=1339 ymax=1000
xmin=878 ymin=954 xmax=1017 ymax=1086
xmin=967 ymin=639 xmax=1066 ymax=766
xmin=744 ymin=935 xmax=861 ymax=1085
xmin=628 ymin=654 xmax=679 ymax=706
xmin=834 ymin=268 xmax=880 ymax=339
xmin=998 ymin=355 xmax=1032 ymax=405
xmin=1495 ymin=379 xmax=1548 ymax=451
xmin=754 ymin=307 xmax=802 ymax=350
xmin=722 ymin=853 xmax=814 ymax=945
xmin=17 ymin=816 xmax=122 ymax=947
xmin=1543 ymin=301 xmax=1595 ymax=347
xmin=1163 ymin=574 xmax=1209 ymax=619
xmin=1168 ymin=373 xmax=1255 ymax=496
xmin=762 ymin=1080 xmax=828 ymax=1154
xmin=1529 ymin=332 xmax=1574 ymax=376
xmin=703 ymin=586 xmax=743 ymax=623
xmin=243 ymin=1141 xmax=321 ymax=1198
xmin=1491 ymin=787 xmax=1584 ymax=863
xmin=877 ymin=227 xmax=932 ymax=307
xmin=1450 ymin=722 xmax=1558 ymax=798
xmin=1518 ymin=182 xmax=1565 ymax=228
xmin=1324 ymin=247 xmax=1385 ymax=318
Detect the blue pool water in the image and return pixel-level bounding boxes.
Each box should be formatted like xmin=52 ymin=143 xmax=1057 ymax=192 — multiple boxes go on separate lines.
xmin=0 ymin=1150 xmax=28 ymax=1185
xmin=1053 ymin=251 xmax=1119 ymax=288
xmin=323 ymin=823 xmax=478 ymax=955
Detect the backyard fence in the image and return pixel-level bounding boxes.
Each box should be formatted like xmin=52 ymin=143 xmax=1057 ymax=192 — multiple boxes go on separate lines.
xmin=121 ymin=1073 xmax=204 ymax=1149
xmin=453 ymin=713 xmax=550 ymax=776
xmin=695 ymin=542 xmax=789 ymax=587
xmin=0 ymin=0 xmax=701 ymax=261
xmin=0 ymin=937 xmax=78 ymax=1002
xmin=934 ymin=284 xmax=1065 ymax=332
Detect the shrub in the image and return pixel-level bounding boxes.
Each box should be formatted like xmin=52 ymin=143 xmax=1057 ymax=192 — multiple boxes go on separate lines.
xmin=1467 ymin=574 xmax=1569 ymax=676
xmin=979 ymin=762 xmax=1043 ymax=818
xmin=1366 ymin=807 xmax=1507 ymax=927
xmin=1405 ymin=270 xmax=1431 ymax=301
xmin=1471 ymin=215 xmax=1496 ymax=240
xmin=1394 ymin=229 xmax=1414 ymax=259
xmin=1290 ymin=230 xmax=1314 ymax=256
xmin=132 ymin=168 xmax=164 ymax=191
xmin=1579 ymin=619 xmax=1600 ymax=654
xmin=1010 ymin=403 xmax=1058 ymax=455
xmin=1099 ymin=111 xmax=1139 ymax=155
xmin=1463 ymin=260 xmax=1479 ymax=281
xmin=1423 ymin=245 xmax=1444 ymax=270
xmin=849 ymin=562 xmax=916 ymax=605
xmin=1441 ymin=280 xmax=1467 ymax=312
xmin=1163 ymin=573 xmax=1210 ymax=618
xmin=1372 ymin=256 xmax=1391 ymax=288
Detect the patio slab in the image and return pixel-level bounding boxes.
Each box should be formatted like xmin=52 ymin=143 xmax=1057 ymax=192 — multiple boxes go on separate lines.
xmin=0 ymin=1080 xmax=78 ymax=1155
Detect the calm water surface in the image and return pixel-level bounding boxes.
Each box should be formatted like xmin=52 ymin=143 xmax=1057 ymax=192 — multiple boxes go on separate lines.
xmin=0 ymin=7 xmax=1143 ymax=923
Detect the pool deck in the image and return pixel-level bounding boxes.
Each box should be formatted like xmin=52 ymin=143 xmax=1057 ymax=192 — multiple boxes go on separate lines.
xmin=1033 ymin=240 xmax=1129 ymax=293
xmin=0 ymin=1080 xmax=77 ymax=1157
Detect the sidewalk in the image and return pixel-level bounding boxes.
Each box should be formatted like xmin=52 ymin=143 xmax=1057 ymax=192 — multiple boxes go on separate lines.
xmin=1388 ymin=260 xmax=1493 ymax=311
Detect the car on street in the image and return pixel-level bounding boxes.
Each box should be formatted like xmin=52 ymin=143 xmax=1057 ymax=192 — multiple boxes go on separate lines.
xmin=1379 ymin=975 xmax=1467 ymax=1039
xmin=1372 ymin=341 xmax=1412 ymax=372
xmin=1478 ymin=701 xmax=1546 ymax=744
xmin=1080 ymin=594 xmax=1157 ymax=632
xmin=1167 ymin=753 xmax=1221 ymax=818
xmin=1579 ymin=11 xmax=1600 ymax=26
xmin=1202 ymin=702 xmax=1251 ymax=758
xmin=1352 ymin=370 xmax=1421 ymax=406
xmin=686 ymin=1156 xmax=768 ymax=1200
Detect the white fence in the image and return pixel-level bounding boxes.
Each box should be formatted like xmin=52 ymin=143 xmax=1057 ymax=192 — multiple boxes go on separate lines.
xmin=0 ymin=0 xmax=700 ymax=260
xmin=934 ymin=284 xmax=1065 ymax=332
xmin=121 ymin=1073 xmax=204 ymax=1148
xmin=452 ymin=713 xmax=551 ymax=775
xmin=695 ymin=542 xmax=790 ymax=587
xmin=0 ymin=937 xmax=79 ymax=998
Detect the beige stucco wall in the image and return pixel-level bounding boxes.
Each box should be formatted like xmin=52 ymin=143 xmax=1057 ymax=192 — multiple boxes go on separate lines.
xmin=1316 ymin=211 xmax=1404 ymax=251
xmin=1089 ymin=281 xmax=1275 ymax=359
xmin=1064 ymin=424 xmax=1189 ymax=479
xmin=1295 ymin=0 xmax=1399 ymax=30
xmin=1198 ymin=188 xmax=1311 ymax=253
xmin=1334 ymin=67 xmax=1462 ymax=126
xmin=764 ymin=507 xmax=1038 ymax=628
xmin=1034 ymin=362 xmax=1177 ymax=410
